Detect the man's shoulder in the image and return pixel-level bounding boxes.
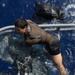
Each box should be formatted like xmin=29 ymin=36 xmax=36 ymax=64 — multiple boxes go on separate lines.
xmin=26 ymin=20 xmax=37 ymax=26
xmin=26 ymin=20 xmax=33 ymax=23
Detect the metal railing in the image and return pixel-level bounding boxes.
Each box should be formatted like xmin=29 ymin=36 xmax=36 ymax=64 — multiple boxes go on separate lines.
xmin=0 ymin=24 xmax=75 ymax=32
xmin=0 ymin=24 xmax=75 ymax=40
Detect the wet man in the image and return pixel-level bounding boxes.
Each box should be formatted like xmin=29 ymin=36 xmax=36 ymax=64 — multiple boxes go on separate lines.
xmin=14 ymin=18 xmax=67 ymax=75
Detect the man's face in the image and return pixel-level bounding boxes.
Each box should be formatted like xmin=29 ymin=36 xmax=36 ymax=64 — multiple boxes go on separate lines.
xmin=15 ymin=26 xmax=27 ymax=35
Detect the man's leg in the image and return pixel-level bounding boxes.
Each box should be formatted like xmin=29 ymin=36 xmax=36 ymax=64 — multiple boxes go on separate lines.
xmin=51 ymin=53 xmax=67 ymax=75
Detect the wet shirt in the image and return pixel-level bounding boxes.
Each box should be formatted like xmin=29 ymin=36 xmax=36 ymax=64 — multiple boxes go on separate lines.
xmin=24 ymin=20 xmax=60 ymax=55
xmin=24 ymin=20 xmax=56 ymax=46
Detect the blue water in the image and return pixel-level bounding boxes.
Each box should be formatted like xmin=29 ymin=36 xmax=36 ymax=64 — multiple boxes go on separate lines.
xmin=0 ymin=0 xmax=75 ymax=75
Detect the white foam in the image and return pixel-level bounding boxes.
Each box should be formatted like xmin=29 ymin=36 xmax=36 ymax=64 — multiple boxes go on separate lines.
xmin=65 ymin=4 xmax=75 ymax=17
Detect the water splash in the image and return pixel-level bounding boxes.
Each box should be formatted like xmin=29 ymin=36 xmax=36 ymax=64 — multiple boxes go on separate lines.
xmin=0 ymin=31 xmax=58 ymax=75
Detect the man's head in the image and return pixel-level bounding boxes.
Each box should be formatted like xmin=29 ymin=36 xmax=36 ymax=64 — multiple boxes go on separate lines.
xmin=14 ymin=18 xmax=28 ymax=35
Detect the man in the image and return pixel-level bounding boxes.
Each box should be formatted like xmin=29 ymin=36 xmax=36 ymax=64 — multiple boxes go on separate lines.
xmin=14 ymin=18 xmax=67 ymax=75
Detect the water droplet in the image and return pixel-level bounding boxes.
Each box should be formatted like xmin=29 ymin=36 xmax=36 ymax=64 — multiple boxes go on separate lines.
xmin=2 ymin=3 xmax=6 ymax=7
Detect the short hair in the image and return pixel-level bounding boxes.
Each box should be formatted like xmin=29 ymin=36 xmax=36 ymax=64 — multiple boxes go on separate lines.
xmin=14 ymin=18 xmax=28 ymax=29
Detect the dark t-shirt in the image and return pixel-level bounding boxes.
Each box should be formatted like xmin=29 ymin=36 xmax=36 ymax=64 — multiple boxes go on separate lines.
xmin=24 ymin=20 xmax=60 ymax=55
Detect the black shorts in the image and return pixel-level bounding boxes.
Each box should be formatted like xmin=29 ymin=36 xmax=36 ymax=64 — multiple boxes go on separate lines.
xmin=45 ymin=37 xmax=60 ymax=55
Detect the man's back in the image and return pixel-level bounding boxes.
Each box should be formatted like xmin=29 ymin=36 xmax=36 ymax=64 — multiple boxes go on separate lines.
xmin=25 ymin=20 xmax=55 ymax=45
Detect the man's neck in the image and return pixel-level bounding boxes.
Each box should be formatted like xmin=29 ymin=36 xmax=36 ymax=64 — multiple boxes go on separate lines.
xmin=27 ymin=25 xmax=31 ymax=33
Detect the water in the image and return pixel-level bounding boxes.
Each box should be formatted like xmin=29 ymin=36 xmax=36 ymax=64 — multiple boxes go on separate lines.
xmin=0 ymin=32 xmax=52 ymax=75
xmin=0 ymin=0 xmax=75 ymax=75
xmin=0 ymin=0 xmax=75 ymax=26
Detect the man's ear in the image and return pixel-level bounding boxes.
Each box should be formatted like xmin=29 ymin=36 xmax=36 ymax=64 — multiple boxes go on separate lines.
xmin=24 ymin=26 xmax=27 ymax=31
xmin=24 ymin=26 xmax=27 ymax=29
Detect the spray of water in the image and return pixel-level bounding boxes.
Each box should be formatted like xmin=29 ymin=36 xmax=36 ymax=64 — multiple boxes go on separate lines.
xmin=0 ymin=30 xmax=58 ymax=75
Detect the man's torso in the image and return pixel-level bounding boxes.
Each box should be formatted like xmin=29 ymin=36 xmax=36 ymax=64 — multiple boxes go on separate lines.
xmin=24 ymin=20 xmax=55 ymax=45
